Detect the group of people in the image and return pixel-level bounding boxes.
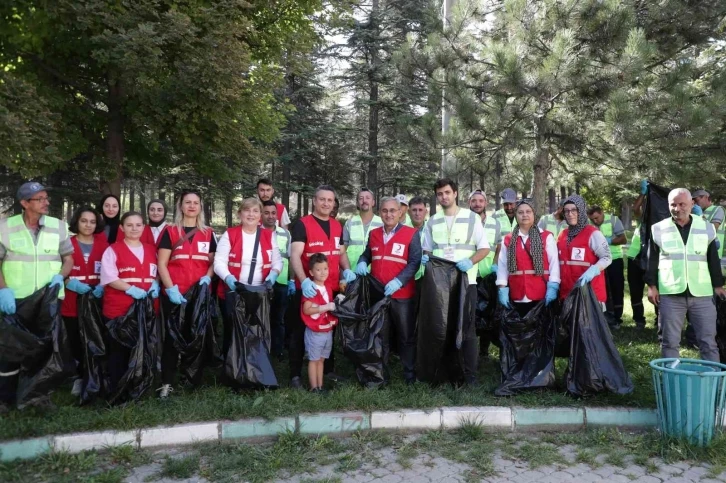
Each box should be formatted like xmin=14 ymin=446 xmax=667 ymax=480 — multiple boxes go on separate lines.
xmin=0 ymin=174 xmax=724 ymax=410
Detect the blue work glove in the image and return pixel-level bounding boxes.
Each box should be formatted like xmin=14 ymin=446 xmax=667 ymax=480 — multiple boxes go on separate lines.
xmin=148 ymin=280 xmax=160 ymax=299
xmin=498 ymin=287 xmax=511 ymax=309
xmin=224 ymin=275 xmax=237 ymax=291
xmin=301 ymin=278 xmax=317 ymax=298
xmin=67 ymin=278 xmax=92 ymax=294
xmin=343 ymin=269 xmax=357 ymax=283
xmin=125 ymin=286 xmax=147 ymax=300
xmin=165 ymin=285 xmax=187 ymax=305
xmin=199 ymin=276 xmax=211 ymax=286
xmin=604 ymin=236 xmax=612 ymax=245
xmin=264 ymin=271 xmax=279 ymax=288
xmin=577 ymin=266 xmax=601 ymax=286
xmin=92 ymin=285 xmax=104 ymax=299
xmin=355 ymin=261 xmax=369 ymax=276
xmin=640 ymin=179 xmax=648 ymax=195
xmin=384 ymin=278 xmax=403 ymax=297
xmin=287 ymin=280 xmax=296 ymax=296
xmin=49 ymin=274 xmax=64 ymax=288
xmin=715 ymin=239 xmax=721 ymax=251
xmin=0 ymin=288 xmax=16 ymax=315
xmin=421 ymin=254 xmax=429 ymax=265
xmin=692 ymin=205 xmax=703 ymax=216
xmin=545 ymin=282 xmax=559 ymax=306
xmin=455 ymin=258 xmax=473 ymax=272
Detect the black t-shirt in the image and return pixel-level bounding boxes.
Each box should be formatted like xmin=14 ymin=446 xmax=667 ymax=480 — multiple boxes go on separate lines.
xmin=158 ymin=226 xmax=217 ymax=252
xmin=291 ymin=215 xmax=331 ymax=243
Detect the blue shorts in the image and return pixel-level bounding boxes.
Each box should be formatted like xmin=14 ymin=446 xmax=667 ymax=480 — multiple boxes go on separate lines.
xmin=304 ymin=328 xmax=333 ymax=361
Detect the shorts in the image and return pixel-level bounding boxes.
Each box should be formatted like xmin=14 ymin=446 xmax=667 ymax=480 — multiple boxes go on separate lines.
xmin=304 ymin=328 xmax=333 ymax=361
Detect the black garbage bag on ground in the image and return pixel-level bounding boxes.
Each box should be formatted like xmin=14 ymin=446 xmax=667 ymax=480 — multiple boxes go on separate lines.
xmin=105 ymin=296 xmax=158 ymax=404
xmin=77 ymin=293 xmax=108 ymax=404
xmin=637 ymin=181 xmax=671 ymax=271
xmin=333 ymin=275 xmax=390 ymax=388
xmin=224 ymin=283 xmax=278 ymax=389
xmin=716 ymin=297 xmax=726 ymax=364
xmin=495 ymin=301 xmax=557 ymax=396
xmin=416 ymin=256 xmax=469 ymax=385
xmin=561 ymin=285 xmax=633 ymax=397
xmin=0 ymin=285 xmax=74 ymax=408
xmin=164 ymin=284 xmax=218 ymax=384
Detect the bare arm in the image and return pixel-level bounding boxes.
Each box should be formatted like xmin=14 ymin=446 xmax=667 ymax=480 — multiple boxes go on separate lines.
xmin=290 ymin=241 xmax=308 ymax=283
xmin=108 ymin=279 xmax=133 ymax=292
xmin=611 ymin=234 xmax=627 ymax=246
xmin=469 ymin=247 xmax=491 ymax=265
xmin=60 ymin=254 xmax=74 ymax=278
xmin=157 ymin=248 xmax=173 ymax=288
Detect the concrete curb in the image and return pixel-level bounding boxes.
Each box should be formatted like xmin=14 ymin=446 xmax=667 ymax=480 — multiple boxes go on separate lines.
xmin=0 ymin=406 xmax=660 ymax=462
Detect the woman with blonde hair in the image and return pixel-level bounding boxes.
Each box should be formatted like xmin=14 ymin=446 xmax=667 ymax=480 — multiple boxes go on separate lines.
xmin=156 ymin=190 xmax=217 ymax=398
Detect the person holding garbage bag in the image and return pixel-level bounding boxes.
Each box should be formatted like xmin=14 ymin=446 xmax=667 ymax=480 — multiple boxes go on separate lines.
xmin=557 ymin=195 xmax=611 ymax=302
xmin=157 ymin=191 xmax=216 ymax=398
xmin=496 ymin=199 xmax=560 ymax=314
xmin=355 ymin=196 xmax=422 ymax=384
xmin=100 ymin=211 xmax=160 ymax=397
xmin=646 ymin=188 xmax=725 ymax=361
xmin=421 ymin=178 xmax=490 ymax=385
xmin=62 ymin=206 xmax=108 ymax=397
xmin=0 ymin=182 xmax=75 ymax=411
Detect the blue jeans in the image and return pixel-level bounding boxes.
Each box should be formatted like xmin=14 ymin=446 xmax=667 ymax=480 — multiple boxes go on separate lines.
xmin=270 ymin=283 xmax=289 ymax=356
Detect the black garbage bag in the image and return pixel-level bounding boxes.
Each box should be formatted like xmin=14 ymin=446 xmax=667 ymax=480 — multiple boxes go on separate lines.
xmin=224 ymin=283 xmax=278 ymax=389
xmin=333 ymin=275 xmax=390 ymax=388
xmin=416 ymin=256 xmax=469 ymax=385
xmin=105 ymin=296 xmax=158 ymax=404
xmin=561 ymin=285 xmax=633 ymax=397
xmin=495 ymin=302 xmax=557 ymax=396
xmin=475 ymin=273 xmax=500 ymax=347
xmin=716 ymin=297 xmax=726 ymax=364
xmin=163 ymin=284 xmax=218 ymax=384
xmin=77 ymin=293 xmax=109 ymax=404
xmin=0 ymin=285 xmax=74 ymax=408
xmin=637 ymin=181 xmax=671 ymax=271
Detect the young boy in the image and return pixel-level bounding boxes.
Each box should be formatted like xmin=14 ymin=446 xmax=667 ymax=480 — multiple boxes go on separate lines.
xmin=300 ymin=253 xmax=338 ymax=393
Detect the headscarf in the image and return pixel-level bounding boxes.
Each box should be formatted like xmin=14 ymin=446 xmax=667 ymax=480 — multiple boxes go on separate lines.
xmin=146 ymin=199 xmax=168 ymax=227
xmin=563 ymin=194 xmax=589 ymax=245
xmin=99 ymin=194 xmax=121 ymax=243
xmin=507 ymin=199 xmax=545 ymax=276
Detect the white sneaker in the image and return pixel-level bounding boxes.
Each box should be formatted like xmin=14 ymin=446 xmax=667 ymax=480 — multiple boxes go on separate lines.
xmin=157 ymin=384 xmax=173 ymax=399
xmin=71 ymin=379 xmax=83 ymax=397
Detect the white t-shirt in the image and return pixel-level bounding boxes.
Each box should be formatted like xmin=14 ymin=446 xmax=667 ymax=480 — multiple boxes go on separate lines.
xmin=308 ymin=284 xmax=329 ymax=320
xmin=150 ymin=222 xmax=167 ymax=243
xmin=213 ymin=229 xmax=283 ymax=285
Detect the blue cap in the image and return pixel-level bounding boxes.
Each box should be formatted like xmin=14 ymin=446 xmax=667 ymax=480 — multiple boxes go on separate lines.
xmin=500 ymin=188 xmax=517 ymax=203
xmin=16 ymin=182 xmax=49 ymax=201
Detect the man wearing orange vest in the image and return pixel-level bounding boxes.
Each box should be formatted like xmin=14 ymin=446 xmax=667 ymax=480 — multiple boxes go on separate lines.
xmin=355 ymin=196 xmax=422 ymax=384
xmin=288 ymin=185 xmax=356 ymax=389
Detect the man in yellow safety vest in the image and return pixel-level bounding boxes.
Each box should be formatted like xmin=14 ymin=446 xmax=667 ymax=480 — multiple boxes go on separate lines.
xmin=340 ymin=188 xmax=383 ymax=272
xmin=492 ymin=188 xmax=517 ymax=237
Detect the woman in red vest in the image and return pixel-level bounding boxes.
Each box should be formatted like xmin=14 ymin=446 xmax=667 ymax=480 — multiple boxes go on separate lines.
xmin=496 ymin=199 xmax=560 ymax=316
xmin=557 ymin=195 xmax=612 ymax=302
xmin=140 ymin=199 xmax=169 ymax=247
xmin=214 ymin=198 xmax=282 ymax=357
xmin=62 ymin=206 xmax=109 ymax=397
xmin=100 ymin=211 xmax=160 ymax=394
xmin=156 ymin=191 xmax=216 ymax=397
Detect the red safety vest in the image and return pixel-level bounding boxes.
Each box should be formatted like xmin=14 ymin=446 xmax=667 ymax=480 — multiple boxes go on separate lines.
xmin=166 ymin=227 xmax=214 ymax=294
xmin=103 ymin=241 xmax=158 ymax=319
xmin=276 ymin=203 xmax=287 ymax=226
xmin=504 ymin=230 xmax=551 ymax=302
xmin=61 ymin=234 xmax=109 ymax=317
xmin=369 ymin=225 xmax=416 ymax=299
xmin=557 ymin=225 xmax=607 ymax=302
xmin=297 ymin=215 xmax=342 ymax=295
xmin=217 ymin=226 xmax=273 ymax=299
xmin=300 ymin=287 xmax=338 ymax=332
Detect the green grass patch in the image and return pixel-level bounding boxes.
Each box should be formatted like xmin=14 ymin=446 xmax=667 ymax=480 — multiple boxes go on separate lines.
xmin=155 ymin=454 xmax=200 ymax=480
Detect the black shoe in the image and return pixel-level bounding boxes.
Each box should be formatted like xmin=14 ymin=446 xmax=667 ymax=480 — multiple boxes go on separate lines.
xmin=324 ymin=372 xmax=348 ymax=384
xmin=290 ymin=376 xmax=303 ymax=389
xmin=635 ymin=320 xmax=646 ymax=330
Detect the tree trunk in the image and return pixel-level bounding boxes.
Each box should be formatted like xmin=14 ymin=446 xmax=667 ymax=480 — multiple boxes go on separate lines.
xmin=139 ymin=181 xmax=146 ymax=213
xmin=548 ymin=188 xmax=556 ymax=213
xmin=560 ymin=185 xmax=567 ymax=203
xmin=367 ymin=0 xmax=380 ymax=196
xmin=531 ymin=126 xmax=549 ymax=217
xmin=494 ymin=152 xmax=503 ymax=210
xmin=129 ymin=183 xmax=135 ymax=212
xmin=225 ymin=195 xmax=233 ymax=227
xmin=101 ymin=76 xmax=124 ymax=198
xmin=303 ymin=195 xmax=309 ymax=216
xmin=621 ymin=199 xmax=632 ymax=229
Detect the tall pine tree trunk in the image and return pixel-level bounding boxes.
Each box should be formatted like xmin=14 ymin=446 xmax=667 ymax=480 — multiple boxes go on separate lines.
xmin=367 ymin=0 xmax=380 ymax=196
xmin=531 ymin=122 xmax=549 ymax=216
xmin=101 ymin=75 xmax=124 ymax=198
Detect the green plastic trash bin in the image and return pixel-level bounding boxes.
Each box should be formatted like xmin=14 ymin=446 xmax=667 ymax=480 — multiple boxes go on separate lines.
xmin=650 ymin=358 xmax=726 ymax=446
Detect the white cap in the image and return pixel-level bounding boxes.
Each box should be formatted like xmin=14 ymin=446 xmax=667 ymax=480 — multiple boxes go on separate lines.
xmin=395 ymin=194 xmax=408 ymax=206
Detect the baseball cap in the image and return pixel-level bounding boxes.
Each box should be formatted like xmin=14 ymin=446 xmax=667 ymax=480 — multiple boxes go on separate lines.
xmin=395 ymin=194 xmax=409 ymax=206
xmin=692 ymin=189 xmax=709 ymax=198
xmin=500 ymin=188 xmax=517 ymax=203
xmin=468 ymin=189 xmax=487 ymax=201
xmin=16 ymin=182 xmax=49 ymax=201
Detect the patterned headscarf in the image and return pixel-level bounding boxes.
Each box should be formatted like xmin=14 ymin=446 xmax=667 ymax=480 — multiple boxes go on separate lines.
xmin=507 ymin=199 xmax=545 ymax=276
xmin=563 ymin=194 xmax=589 ymax=245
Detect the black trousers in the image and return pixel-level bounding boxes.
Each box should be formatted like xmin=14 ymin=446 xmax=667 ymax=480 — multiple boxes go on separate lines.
xmin=287 ymin=291 xmax=335 ymax=378
xmin=62 ymin=316 xmax=84 ymax=377
xmin=389 ymin=298 xmax=416 ymax=381
xmin=0 ymin=360 xmax=19 ymax=405
xmin=269 ymin=283 xmax=289 ymax=356
xmin=605 ymin=258 xmax=625 ymax=323
xmin=462 ymin=285 xmax=479 ymax=381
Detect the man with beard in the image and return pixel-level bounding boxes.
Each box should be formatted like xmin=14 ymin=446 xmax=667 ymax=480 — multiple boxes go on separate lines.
xmin=340 ymin=189 xmax=383 ymax=274
xmin=493 ymin=188 xmax=517 ymax=237
xmin=256 ymin=178 xmax=290 ymax=229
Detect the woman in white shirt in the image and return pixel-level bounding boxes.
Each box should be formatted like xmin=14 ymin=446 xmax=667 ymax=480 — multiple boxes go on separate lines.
xmin=214 ymin=198 xmax=282 ymax=355
xmin=496 ymin=199 xmax=560 ymax=316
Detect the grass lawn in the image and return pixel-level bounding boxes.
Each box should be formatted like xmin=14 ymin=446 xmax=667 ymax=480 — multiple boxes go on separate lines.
xmin=0 ymin=289 xmax=690 ymax=441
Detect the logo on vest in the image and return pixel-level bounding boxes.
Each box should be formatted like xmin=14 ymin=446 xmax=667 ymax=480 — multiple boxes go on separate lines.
xmin=72 ymin=265 xmax=81 ymax=271
xmin=309 ymin=241 xmax=324 ymax=247
xmin=571 ymin=247 xmax=585 ymax=261
xmin=119 ymin=267 xmax=136 ymax=273
xmin=372 ymin=246 xmax=380 ymax=252
xmin=391 ymin=243 xmax=405 ymax=256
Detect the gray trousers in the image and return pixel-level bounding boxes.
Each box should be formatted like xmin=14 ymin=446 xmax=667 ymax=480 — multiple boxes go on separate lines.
xmin=659 ymin=295 xmax=718 ymax=361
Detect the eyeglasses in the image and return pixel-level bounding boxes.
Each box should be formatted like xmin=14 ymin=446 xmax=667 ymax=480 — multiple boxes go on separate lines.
xmin=563 ymin=208 xmax=578 ymax=214
xmin=28 ymin=197 xmax=51 ymax=203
